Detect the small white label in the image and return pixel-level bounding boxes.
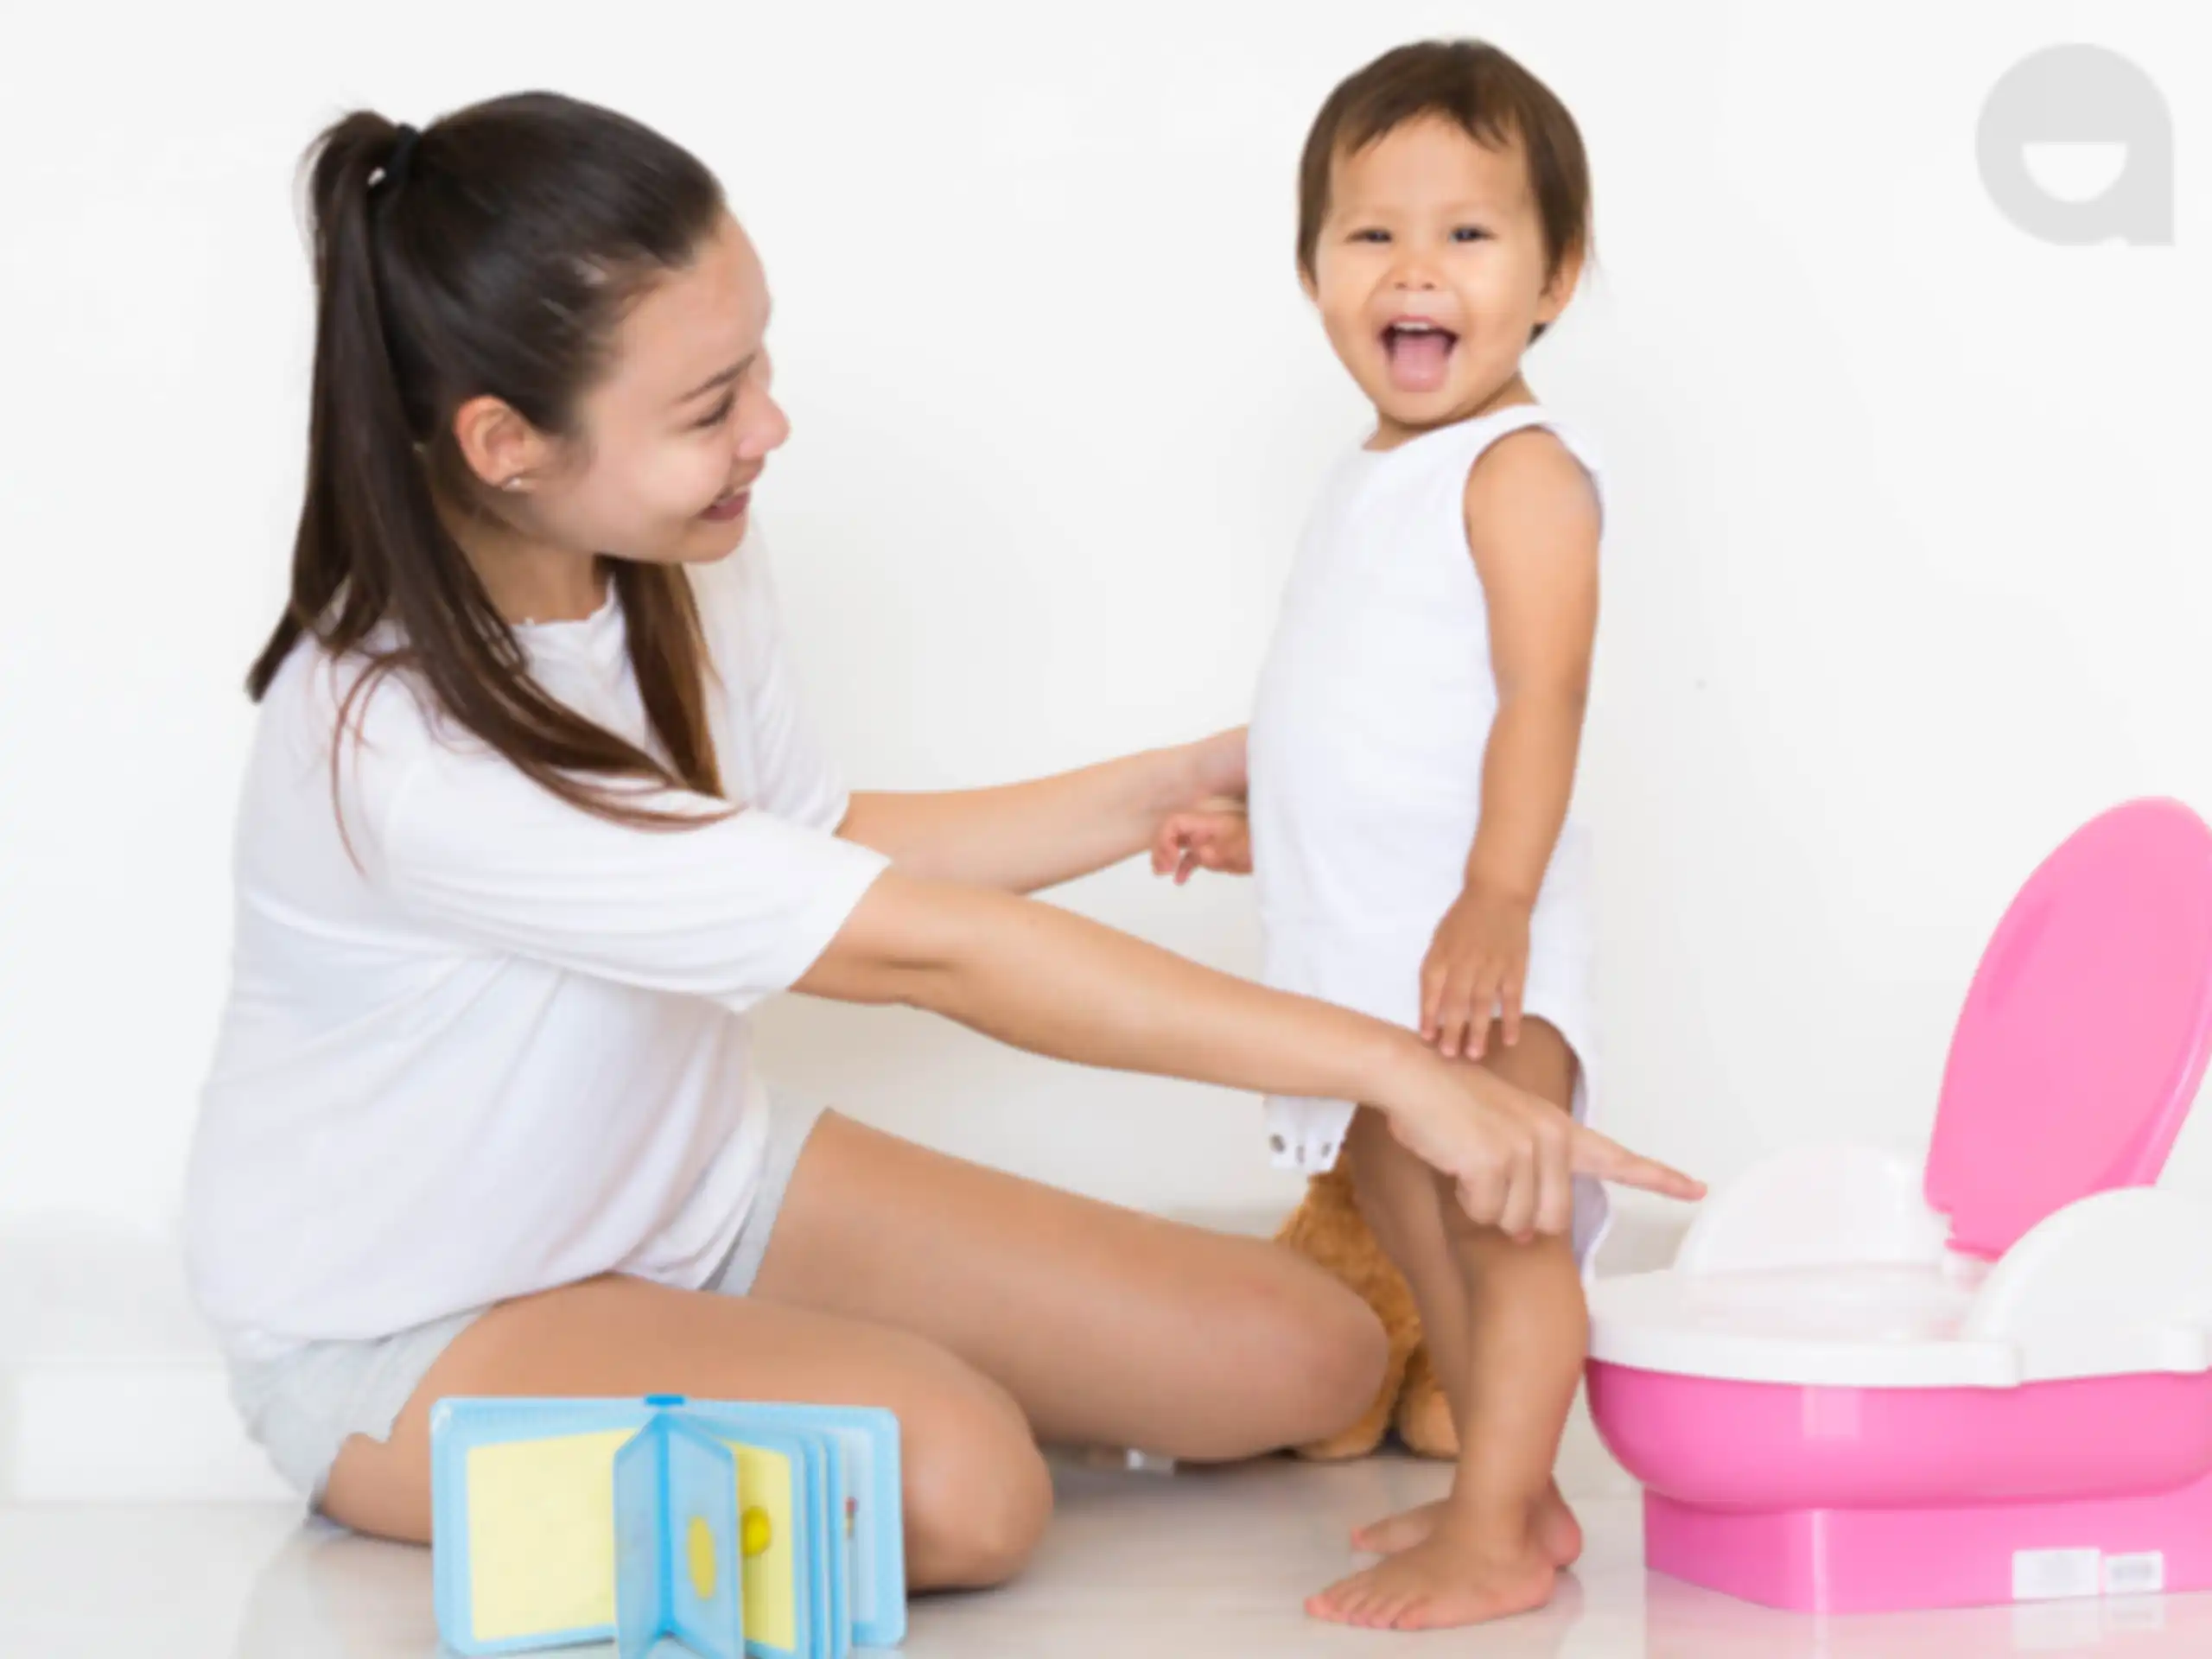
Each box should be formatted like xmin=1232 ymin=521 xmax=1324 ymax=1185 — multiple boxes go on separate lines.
xmin=2013 ymin=1548 xmax=2102 ymax=1602
xmin=2104 ymin=1552 xmax=2166 ymax=1596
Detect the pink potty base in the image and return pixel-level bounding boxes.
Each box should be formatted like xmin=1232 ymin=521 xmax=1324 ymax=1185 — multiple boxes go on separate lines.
xmin=1591 ymin=1365 xmax=2212 ymax=1613
xmin=1642 ymin=1473 xmax=2212 ymax=1616
xmin=1588 ymin=799 xmax=2212 ymax=1617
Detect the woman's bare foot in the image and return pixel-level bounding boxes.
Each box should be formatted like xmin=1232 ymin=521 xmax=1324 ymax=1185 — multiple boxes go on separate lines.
xmin=1351 ymin=1480 xmax=1582 ymax=1566
xmin=1307 ymin=1508 xmax=1560 ymax=1630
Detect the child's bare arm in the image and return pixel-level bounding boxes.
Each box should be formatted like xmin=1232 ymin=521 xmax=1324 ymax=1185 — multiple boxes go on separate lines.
xmin=1422 ymin=431 xmax=1602 ymax=1059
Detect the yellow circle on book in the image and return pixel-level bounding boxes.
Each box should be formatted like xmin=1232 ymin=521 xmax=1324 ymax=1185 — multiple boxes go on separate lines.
xmin=688 ymin=1516 xmax=717 ymax=1600
xmin=741 ymin=1506 xmax=774 ymax=1558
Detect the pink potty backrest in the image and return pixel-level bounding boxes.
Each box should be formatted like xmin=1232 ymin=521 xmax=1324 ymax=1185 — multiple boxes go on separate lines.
xmin=1926 ymin=798 xmax=2212 ymax=1261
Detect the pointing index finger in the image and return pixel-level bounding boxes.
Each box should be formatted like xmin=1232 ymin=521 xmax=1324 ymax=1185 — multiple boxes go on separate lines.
xmin=1567 ymin=1125 xmax=1707 ymax=1202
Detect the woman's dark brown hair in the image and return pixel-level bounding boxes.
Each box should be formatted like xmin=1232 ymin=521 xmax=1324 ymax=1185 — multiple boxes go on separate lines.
xmin=251 ymin=92 xmax=729 ymax=826
xmin=1296 ymin=40 xmax=1594 ymax=344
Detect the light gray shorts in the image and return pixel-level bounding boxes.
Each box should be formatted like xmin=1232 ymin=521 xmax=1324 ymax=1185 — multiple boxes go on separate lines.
xmin=226 ymin=1096 xmax=829 ymax=1510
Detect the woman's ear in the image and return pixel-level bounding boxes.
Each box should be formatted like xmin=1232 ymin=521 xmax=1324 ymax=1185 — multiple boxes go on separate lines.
xmin=451 ymin=395 xmax=555 ymax=493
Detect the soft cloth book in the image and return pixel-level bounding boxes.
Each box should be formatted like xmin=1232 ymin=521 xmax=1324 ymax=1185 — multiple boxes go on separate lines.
xmin=429 ymin=1394 xmax=905 ymax=1657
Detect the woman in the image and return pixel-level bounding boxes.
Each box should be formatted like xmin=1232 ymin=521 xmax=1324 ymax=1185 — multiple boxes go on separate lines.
xmin=182 ymin=91 xmax=1698 ymax=1589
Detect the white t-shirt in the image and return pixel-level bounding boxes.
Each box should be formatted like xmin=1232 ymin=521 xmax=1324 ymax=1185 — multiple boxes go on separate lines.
xmin=182 ymin=531 xmax=891 ymax=1363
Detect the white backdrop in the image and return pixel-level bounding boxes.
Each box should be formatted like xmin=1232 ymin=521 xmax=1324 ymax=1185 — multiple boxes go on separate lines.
xmin=3 ymin=0 xmax=2208 ymax=1239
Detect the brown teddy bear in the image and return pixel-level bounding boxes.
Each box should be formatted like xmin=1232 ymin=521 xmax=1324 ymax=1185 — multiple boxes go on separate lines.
xmin=1275 ymin=1162 xmax=1458 ymax=1460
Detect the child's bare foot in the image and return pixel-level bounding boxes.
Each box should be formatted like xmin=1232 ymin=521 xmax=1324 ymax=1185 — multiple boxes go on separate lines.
xmin=1537 ymin=1483 xmax=1584 ymax=1567
xmin=1351 ymin=1480 xmax=1583 ymax=1567
xmin=1307 ymin=1510 xmax=1559 ymax=1630
xmin=1350 ymin=1498 xmax=1448 ymax=1557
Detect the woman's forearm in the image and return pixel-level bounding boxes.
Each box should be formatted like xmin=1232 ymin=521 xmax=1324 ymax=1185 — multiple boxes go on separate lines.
xmin=837 ymin=744 xmax=1212 ymax=893
xmin=799 ymin=868 xmax=1415 ymax=1103
xmin=796 ymin=869 xmax=1704 ymax=1219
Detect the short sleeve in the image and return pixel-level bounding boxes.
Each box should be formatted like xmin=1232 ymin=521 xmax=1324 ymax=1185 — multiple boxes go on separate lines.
xmin=700 ymin=533 xmax=852 ymax=833
xmin=378 ymin=744 xmax=891 ymax=1013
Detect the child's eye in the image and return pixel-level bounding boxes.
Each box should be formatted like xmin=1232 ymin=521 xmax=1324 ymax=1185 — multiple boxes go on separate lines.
xmin=1351 ymin=228 xmax=1390 ymax=244
xmin=695 ymin=392 xmax=735 ymax=430
xmin=1452 ymin=226 xmax=1491 ymax=243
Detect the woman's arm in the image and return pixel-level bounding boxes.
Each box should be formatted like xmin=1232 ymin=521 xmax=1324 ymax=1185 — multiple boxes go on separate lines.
xmin=797 ymin=870 xmax=1702 ymax=1238
xmin=373 ymin=735 xmax=1695 ymax=1238
xmin=837 ymin=728 xmax=1245 ymax=894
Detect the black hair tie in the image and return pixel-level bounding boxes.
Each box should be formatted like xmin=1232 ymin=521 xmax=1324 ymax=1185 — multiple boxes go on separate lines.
xmin=376 ymin=124 xmax=421 ymax=194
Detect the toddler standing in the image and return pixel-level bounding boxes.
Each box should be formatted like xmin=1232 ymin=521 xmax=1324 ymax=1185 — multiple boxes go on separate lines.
xmin=1160 ymin=38 xmax=1614 ymax=1630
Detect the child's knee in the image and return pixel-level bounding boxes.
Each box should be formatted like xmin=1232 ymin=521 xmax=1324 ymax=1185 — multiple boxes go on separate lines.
xmin=1478 ymin=1016 xmax=1578 ymax=1110
xmin=1343 ymin=1109 xmax=1437 ymax=1242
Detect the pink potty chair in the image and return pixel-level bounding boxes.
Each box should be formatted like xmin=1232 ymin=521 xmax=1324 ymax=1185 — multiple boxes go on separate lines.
xmin=1587 ymin=798 xmax=2212 ymax=1614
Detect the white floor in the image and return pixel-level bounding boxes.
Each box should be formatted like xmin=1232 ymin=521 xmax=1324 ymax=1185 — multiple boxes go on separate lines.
xmin=6 ymin=1454 xmax=2212 ymax=1657
xmin=9 ymin=1211 xmax=2212 ymax=1654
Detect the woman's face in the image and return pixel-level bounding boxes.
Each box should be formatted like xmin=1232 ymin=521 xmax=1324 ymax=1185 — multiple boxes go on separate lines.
xmin=524 ymin=212 xmax=790 ymax=566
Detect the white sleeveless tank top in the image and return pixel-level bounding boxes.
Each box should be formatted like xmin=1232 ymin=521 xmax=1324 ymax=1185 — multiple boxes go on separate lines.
xmin=1248 ymin=403 xmax=1610 ymax=1267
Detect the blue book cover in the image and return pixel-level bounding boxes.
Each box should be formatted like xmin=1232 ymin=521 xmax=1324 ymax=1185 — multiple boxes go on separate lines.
xmin=429 ymin=1395 xmax=904 ymax=1656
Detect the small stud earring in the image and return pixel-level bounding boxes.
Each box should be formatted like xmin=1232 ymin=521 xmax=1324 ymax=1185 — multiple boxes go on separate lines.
xmin=502 ymin=475 xmax=525 ymax=492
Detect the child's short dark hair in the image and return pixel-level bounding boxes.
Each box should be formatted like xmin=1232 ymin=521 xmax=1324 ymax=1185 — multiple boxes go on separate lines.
xmin=1297 ymin=40 xmax=1593 ymax=324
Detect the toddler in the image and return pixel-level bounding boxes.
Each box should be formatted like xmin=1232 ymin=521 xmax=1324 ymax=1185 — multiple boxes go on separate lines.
xmin=1159 ymin=38 xmax=1611 ymax=1630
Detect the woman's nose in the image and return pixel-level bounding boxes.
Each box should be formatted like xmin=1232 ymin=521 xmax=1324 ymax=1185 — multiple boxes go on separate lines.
xmin=737 ymin=391 xmax=791 ymax=462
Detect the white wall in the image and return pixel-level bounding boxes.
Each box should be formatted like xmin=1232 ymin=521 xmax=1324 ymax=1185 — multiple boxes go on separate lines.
xmin=3 ymin=0 xmax=2209 ymax=1238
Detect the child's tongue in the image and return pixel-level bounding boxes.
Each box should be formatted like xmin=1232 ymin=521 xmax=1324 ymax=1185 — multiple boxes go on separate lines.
xmin=1384 ymin=328 xmax=1452 ymax=393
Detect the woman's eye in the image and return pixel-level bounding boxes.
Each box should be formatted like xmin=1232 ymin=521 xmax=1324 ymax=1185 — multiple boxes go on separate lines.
xmin=695 ymin=393 xmax=735 ymax=430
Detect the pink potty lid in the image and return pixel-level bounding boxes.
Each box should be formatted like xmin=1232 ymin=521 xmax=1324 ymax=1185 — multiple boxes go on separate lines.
xmin=1928 ymin=798 xmax=2212 ymax=1260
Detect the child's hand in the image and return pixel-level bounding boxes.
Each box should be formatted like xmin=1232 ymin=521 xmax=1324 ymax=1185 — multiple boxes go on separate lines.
xmin=1151 ymin=806 xmax=1251 ymax=884
xmin=1421 ymin=881 xmax=1532 ymax=1060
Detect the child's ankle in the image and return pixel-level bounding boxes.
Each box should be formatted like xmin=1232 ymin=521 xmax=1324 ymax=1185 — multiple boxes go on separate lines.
xmin=1442 ymin=1481 xmax=1548 ymax=1548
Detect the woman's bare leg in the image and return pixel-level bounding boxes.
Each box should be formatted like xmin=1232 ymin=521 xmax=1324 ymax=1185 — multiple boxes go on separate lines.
xmin=318 ymin=1274 xmax=1052 ymax=1591
xmin=320 ymin=1107 xmax=1387 ymax=1586
xmin=748 ymin=1111 xmax=1390 ymax=1461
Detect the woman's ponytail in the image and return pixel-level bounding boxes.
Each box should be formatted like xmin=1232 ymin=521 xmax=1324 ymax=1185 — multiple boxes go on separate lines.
xmin=251 ymin=115 xmax=442 ymax=700
xmin=250 ymin=96 xmax=733 ymax=828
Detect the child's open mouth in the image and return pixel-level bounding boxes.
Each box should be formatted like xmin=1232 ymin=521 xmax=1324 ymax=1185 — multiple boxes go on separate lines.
xmin=1382 ymin=321 xmax=1459 ymax=394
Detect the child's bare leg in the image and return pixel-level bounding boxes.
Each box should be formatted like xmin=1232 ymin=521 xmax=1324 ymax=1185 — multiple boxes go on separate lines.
xmin=1344 ymin=1105 xmax=1473 ymax=1402
xmin=1338 ymin=1071 xmax=1582 ymax=1563
xmin=1337 ymin=1105 xmax=1471 ymax=1547
xmin=1309 ymin=1021 xmax=1587 ymax=1630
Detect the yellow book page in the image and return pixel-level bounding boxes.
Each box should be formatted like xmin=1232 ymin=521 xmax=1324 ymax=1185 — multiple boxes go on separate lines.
xmin=465 ymin=1430 xmax=632 ymax=1641
xmin=726 ymin=1441 xmax=797 ymax=1651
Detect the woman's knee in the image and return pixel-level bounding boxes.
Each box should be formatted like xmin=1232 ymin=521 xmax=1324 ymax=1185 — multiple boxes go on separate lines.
xmin=1173 ymin=1252 xmax=1389 ymax=1459
xmin=901 ymin=1366 xmax=1054 ymax=1592
xmin=1267 ymin=1262 xmax=1390 ymax=1445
